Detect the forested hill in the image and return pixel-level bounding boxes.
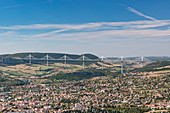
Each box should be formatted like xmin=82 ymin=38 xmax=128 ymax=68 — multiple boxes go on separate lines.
xmin=0 ymin=52 xmax=99 ymax=65
xmin=134 ymin=61 xmax=170 ymax=72
xmin=0 ymin=52 xmax=99 ymax=59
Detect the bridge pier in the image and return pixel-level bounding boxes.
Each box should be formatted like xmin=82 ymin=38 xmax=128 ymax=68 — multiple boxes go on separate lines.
xmin=22 ymin=54 xmax=102 ymax=69
xmin=18 ymin=54 xmax=151 ymax=72
xmin=46 ymin=54 xmax=49 ymax=66
xmin=64 ymin=55 xmax=67 ymax=69
xmin=83 ymin=55 xmax=85 ymax=69
xmin=121 ymin=56 xmax=123 ymax=74
xmin=101 ymin=56 xmax=104 ymax=70
xmin=29 ymin=54 xmax=32 ymax=64
xmin=141 ymin=56 xmax=144 ymax=67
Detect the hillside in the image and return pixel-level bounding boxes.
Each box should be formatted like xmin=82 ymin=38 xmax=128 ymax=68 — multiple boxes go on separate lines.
xmin=0 ymin=52 xmax=112 ymax=86
xmin=134 ymin=61 xmax=170 ymax=72
xmin=0 ymin=52 xmax=102 ymax=86
xmin=0 ymin=61 xmax=122 ymax=86
xmin=0 ymin=52 xmax=96 ymax=57
xmin=0 ymin=52 xmax=99 ymax=66
xmin=105 ymin=56 xmax=170 ymax=61
xmin=46 ymin=69 xmax=118 ymax=82
xmin=4 ymin=52 xmax=98 ymax=59
xmin=0 ymin=70 xmax=27 ymax=86
xmin=0 ymin=53 xmax=169 ymax=86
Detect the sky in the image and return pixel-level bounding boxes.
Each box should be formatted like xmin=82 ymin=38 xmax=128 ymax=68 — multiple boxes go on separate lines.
xmin=0 ymin=0 xmax=170 ymax=57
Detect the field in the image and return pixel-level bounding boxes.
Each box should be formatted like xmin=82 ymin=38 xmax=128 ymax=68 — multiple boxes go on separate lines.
xmin=0 ymin=61 xmax=121 ymax=85
xmin=0 ymin=60 xmax=169 ymax=86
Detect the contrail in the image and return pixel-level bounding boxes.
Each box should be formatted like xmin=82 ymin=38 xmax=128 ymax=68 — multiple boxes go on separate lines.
xmin=127 ymin=7 xmax=157 ymax=21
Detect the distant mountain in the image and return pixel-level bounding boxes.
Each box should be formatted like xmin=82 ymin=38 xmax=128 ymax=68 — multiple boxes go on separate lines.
xmin=134 ymin=61 xmax=170 ymax=72
xmin=0 ymin=52 xmax=99 ymax=59
xmin=105 ymin=56 xmax=170 ymax=62
xmin=0 ymin=52 xmax=99 ymax=66
xmin=144 ymin=56 xmax=170 ymax=61
xmin=0 ymin=53 xmax=101 ymax=86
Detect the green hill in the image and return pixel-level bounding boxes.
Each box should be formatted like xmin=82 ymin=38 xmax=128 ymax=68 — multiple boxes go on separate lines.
xmin=45 ymin=69 xmax=117 ymax=82
xmin=0 ymin=52 xmax=102 ymax=86
xmin=0 ymin=52 xmax=99 ymax=66
xmin=6 ymin=52 xmax=98 ymax=59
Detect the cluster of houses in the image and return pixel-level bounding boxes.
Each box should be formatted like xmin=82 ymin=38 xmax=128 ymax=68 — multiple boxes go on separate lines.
xmin=0 ymin=72 xmax=169 ymax=112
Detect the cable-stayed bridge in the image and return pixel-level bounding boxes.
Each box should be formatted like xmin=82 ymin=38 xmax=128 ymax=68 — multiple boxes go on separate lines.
xmin=20 ymin=54 xmax=102 ymax=62
xmin=0 ymin=54 xmax=152 ymax=73
xmin=0 ymin=54 xmax=153 ymax=63
xmin=14 ymin=54 xmax=103 ymax=69
xmin=10 ymin=54 xmax=152 ymax=62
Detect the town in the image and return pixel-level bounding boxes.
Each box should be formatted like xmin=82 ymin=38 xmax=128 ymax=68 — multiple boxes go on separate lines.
xmin=0 ymin=72 xmax=169 ymax=112
xmin=0 ymin=0 xmax=170 ymax=112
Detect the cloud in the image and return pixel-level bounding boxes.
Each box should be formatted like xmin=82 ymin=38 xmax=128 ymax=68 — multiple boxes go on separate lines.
xmin=127 ymin=7 xmax=157 ymax=21
xmin=0 ymin=0 xmax=51 ymax=10
xmin=36 ymin=29 xmax=170 ymax=41
xmin=0 ymin=19 xmax=170 ymax=41
xmin=0 ymin=7 xmax=170 ymax=42
xmin=0 ymin=31 xmax=16 ymax=37
xmin=0 ymin=4 xmax=26 ymax=9
xmin=0 ymin=7 xmax=166 ymax=33
xmin=0 ymin=20 xmax=170 ymax=30
xmin=32 ymin=29 xmax=70 ymax=37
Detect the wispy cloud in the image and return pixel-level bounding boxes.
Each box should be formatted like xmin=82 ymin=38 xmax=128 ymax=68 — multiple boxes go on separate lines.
xmin=0 ymin=0 xmax=51 ymax=9
xmin=0 ymin=31 xmax=16 ymax=37
xmin=127 ymin=7 xmax=157 ymax=21
xmin=0 ymin=20 xmax=170 ymax=30
xmin=32 ymin=29 xmax=170 ymax=41
xmin=0 ymin=4 xmax=26 ymax=9
xmin=0 ymin=7 xmax=170 ymax=42
xmin=0 ymin=20 xmax=170 ymax=41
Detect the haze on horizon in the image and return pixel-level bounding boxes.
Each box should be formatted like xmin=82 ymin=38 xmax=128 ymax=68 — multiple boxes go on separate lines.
xmin=0 ymin=0 xmax=169 ymax=57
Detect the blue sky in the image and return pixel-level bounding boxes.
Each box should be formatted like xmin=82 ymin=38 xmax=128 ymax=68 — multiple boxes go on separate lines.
xmin=0 ymin=0 xmax=170 ymax=57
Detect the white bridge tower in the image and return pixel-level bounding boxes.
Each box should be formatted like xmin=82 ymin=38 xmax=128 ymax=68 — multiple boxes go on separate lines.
xmin=121 ymin=56 xmax=124 ymax=74
xmin=141 ymin=56 xmax=144 ymax=67
xmin=64 ymin=55 xmax=67 ymax=69
xmin=83 ymin=55 xmax=85 ymax=69
xmin=29 ymin=54 xmax=32 ymax=64
xmin=101 ymin=56 xmax=104 ymax=70
xmin=46 ymin=54 xmax=49 ymax=66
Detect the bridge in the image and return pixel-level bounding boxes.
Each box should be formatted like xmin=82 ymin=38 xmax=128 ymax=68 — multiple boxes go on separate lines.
xmin=0 ymin=54 xmax=151 ymax=74
xmin=15 ymin=54 xmax=103 ymax=70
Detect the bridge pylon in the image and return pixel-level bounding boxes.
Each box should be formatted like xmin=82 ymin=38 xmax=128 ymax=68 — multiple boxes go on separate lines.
xmin=101 ymin=56 xmax=104 ymax=70
xmin=46 ymin=54 xmax=49 ymax=66
xmin=83 ymin=55 xmax=85 ymax=69
xmin=64 ymin=55 xmax=67 ymax=69
xmin=141 ymin=56 xmax=144 ymax=67
xmin=121 ymin=56 xmax=123 ymax=74
xmin=29 ymin=54 xmax=32 ymax=64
